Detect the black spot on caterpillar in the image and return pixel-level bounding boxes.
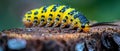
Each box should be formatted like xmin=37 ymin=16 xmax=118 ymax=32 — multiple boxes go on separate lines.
xmin=22 ymin=4 xmax=89 ymax=32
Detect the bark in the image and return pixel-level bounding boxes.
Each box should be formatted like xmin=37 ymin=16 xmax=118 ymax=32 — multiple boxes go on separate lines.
xmin=0 ymin=22 xmax=120 ymax=51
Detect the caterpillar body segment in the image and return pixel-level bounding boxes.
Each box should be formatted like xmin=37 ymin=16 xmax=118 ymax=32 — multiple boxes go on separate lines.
xmin=32 ymin=9 xmax=41 ymax=26
xmin=53 ymin=5 xmax=68 ymax=27
xmin=46 ymin=4 xmax=62 ymax=27
xmin=45 ymin=5 xmax=56 ymax=27
xmin=39 ymin=6 xmax=49 ymax=26
xmin=60 ymin=8 xmax=75 ymax=28
xmin=72 ymin=18 xmax=82 ymax=32
xmin=23 ymin=4 xmax=90 ymax=32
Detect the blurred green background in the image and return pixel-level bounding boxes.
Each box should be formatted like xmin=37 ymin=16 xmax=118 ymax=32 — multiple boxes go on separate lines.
xmin=0 ymin=0 xmax=120 ymax=31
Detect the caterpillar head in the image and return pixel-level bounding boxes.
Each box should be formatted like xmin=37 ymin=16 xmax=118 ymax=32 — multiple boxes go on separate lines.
xmin=23 ymin=10 xmax=34 ymax=27
xmin=23 ymin=9 xmax=40 ymax=27
xmin=23 ymin=17 xmax=33 ymax=28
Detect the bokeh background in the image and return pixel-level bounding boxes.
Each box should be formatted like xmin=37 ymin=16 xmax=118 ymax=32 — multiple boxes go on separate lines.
xmin=0 ymin=0 xmax=120 ymax=31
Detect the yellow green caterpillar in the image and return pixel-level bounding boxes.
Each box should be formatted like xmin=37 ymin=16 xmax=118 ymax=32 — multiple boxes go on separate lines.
xmin=23 ymin=4 xmax=89 ymax=32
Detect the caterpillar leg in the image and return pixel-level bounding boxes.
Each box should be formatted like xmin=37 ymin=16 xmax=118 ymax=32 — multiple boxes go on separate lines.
xmin=39 ymin=19 xmax=46 ymax=27
xmin=32 ymin=22 xmax=36 ymax=27
xmin=53 ymin=22 xmax=60 ymax=27
xmin=60 ymin=19 xmax=67 ymax=28
xmin=60 ymin=24 xmax=66 ymax=28
xmin=53 ymin=18 xmax=60 ymax=27
xmin=77 ymin=28 xmax=82 ymax=32
xmin=46 ymin=17 xmax=53 ymax=27
xmin=69 ymin=22 xmax=75 ymax=29
xmin=32 ymin=20 xmax=39 ymax=27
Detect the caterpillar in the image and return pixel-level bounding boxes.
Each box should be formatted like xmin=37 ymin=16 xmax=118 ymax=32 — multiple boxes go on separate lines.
xmin=22 ymin=4 xmax=89 ymax=32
